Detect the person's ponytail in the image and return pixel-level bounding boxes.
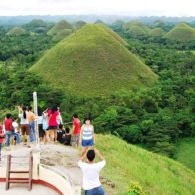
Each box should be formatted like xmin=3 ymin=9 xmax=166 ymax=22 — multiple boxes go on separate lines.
xmin=22 ymin=106 xmax=27 ymax=119
xmin=23 ymin=111 xmax=26 ymax=119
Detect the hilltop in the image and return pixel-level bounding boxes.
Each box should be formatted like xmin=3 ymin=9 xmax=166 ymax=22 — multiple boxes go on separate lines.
xmin=30 ymin=24 xmax=157 ymax=96
xmin=6 ymin=26 xmax=27 ymax=36
xmin=150 ymin=27 xmax=165 ymax=37
xmin=96 ymin=134 xmax=195 ymax=194
xmin=47 ymin=20 xmax=73 ymax=36
xmin=164 ymin=23 xmax=195 ymax=42
xmin=124 ymin=20 xmax=151 ymax=37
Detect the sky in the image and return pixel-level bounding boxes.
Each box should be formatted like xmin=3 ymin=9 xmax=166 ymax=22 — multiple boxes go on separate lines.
xmin=0 ymin=0 xmax=194 ymax=17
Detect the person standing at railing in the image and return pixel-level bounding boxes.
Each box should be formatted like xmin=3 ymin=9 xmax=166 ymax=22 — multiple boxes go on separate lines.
xmin=18 ymin=106 xmax=30 ymax=147
xmin=28 ymin=106 xmax=36 ymax=143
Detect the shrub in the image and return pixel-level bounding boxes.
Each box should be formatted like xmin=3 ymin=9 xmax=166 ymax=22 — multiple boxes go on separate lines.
xmin=127 ymin=181 xmax=144 ymax=195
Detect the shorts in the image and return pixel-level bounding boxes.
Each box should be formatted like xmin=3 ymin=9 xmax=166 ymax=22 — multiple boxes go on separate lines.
xmin=82 ymin=139 xmax=94 ymax=147
xmin=49 ymin=126 xmax=58 ymax=130
xmin=21 ymin=124 xmax=30 ymax=135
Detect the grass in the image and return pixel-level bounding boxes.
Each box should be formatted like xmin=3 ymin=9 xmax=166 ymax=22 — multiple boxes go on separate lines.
xmin=6 ymin=27 xmax=27 ymax=36
xmin=47 ymin=20 xmax=73 ymax=36
xmin=124 ymin=20 xmax=151 ymax=37
xmin=164 ymin=23 xmax=195 ymax=42
xmin=175 ymin=138 xmax=195 ymax=171
xmin=31 ymin=24 xmax=157 ymax=96
xmin=150 ymin=28 xmax=165 ymax=37
xmin=95 ymin=134 xmax=195 ymax=195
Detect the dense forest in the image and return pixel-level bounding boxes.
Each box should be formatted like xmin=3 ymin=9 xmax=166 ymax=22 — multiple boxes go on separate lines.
xmin=0 ymin=19 xmax=194 ymax=158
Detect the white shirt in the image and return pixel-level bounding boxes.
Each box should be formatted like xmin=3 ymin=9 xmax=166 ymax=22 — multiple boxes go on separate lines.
xmin=19 ymin=111 xmax=29 ymax=124
xmin=12 ymin=121 xmax=19 ymax=133
xmin=78 ymin=160 xmax=106 ymax=190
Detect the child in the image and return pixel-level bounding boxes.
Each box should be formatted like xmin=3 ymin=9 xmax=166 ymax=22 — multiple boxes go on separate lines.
xmin=57 ymin=124 xmax=65 ymax=144
xmin=64 ymin=127 xmax=71 ymax=146
xmin=0 ymin=123 xmax=5 ymax=161
xmin=12 ymin=117 xmax=21 ymax=145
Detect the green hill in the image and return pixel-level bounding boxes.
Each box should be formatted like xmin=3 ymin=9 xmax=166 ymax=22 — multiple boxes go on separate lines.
xmin=74 ymin=20 xmax=86 ymax=29
xmin=52 ymin=29 xmax=73 ymax=41
xmin=175 ymin=138 xmax=195 ymax=171
xmin=96 ymin=134 xmax=195 ymax=194
xmin=6 ymin=27 xmax=27 ymax=36
xmin=31 ymin=24 xmax=157 ymax=96
xmin=124 ymin=20 xmax=151 ymax=37
xmin=150 ymin=28 xmax=165 ymax=37
xmin=47 ymin=20 xmax=73 ymax=36
xmin=27 ymin=19 xmax=47 ymax=28
xmin=164 ymin=23 xmax=195 ymax=42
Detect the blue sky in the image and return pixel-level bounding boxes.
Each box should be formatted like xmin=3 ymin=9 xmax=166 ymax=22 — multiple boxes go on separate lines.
xmin=0 ymin=0 xmax=194 ymax=16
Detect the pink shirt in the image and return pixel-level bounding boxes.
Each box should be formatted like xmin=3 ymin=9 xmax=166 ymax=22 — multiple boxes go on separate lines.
xmin=48 ymin=111 xmax=59 ymax=126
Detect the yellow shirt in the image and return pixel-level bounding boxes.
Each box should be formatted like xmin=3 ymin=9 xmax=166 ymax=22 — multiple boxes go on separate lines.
xmin=28 ymin=111 xmax=35 ymax=122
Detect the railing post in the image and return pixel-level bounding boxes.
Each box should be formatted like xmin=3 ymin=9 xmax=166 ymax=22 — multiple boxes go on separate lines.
xmin=33 ymin=92 xmax=40 ymax=149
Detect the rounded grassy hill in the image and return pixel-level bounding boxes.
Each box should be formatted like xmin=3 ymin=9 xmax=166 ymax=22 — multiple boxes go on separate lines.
xmin=124 ymin=20 xmax=151 ymax=37
xmin=164 ymin=23 xmax=195 ymax=42
xmin=150 ymin=27 xmax=165 ymax=37
xmin=31 ymin=24 xmax=157 ymax=96
xmin=6 ymin=27 xmax=27 ymax=36
xmin=47 ymin=20 xmax=73 ymax=36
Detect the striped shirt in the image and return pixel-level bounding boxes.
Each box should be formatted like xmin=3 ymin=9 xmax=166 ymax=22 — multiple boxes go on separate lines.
xmin=82 ymin=125 xmax=93 ymax=140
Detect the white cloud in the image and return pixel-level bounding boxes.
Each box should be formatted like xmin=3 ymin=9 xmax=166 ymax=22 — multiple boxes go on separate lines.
xmin=0 ymin=0 xmax=194 ymax=16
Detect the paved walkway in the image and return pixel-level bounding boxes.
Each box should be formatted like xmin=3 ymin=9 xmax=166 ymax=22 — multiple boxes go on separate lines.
xmin=0 ymin=143 xmax=82 ymax=195
xmin=0 ymin=183 xmax=58 ymax=195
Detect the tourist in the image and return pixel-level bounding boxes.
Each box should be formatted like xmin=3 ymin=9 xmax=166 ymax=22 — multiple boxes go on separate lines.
xmin=12 ymin=117 xmax=21 ymax=145
xmin=64 ymin=127 xmax=71 ymax=146
xmin=28 ymin=106 xmax=36 ymax=143
xmin=0 ymin=122 xmax=5 ymax=161
xmin=4 ymin=114 xmax=20 ymax=150
xmin=72 ymin=113 xmax=81 ymax=147
xmin=79 ymin=117 xmax=95 ymax=155
xmin=57 ymin=124 xmax=65 ymax=144
xmin=18 ymin=106 xmax=30 ymax=147
xmin=78 ymin=149 xmax=106 ymax=195
xmin=47 ymin=107 xmax=59 ymax=143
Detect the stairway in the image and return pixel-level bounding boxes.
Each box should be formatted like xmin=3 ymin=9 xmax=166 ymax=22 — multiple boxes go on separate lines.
xmin=5 ymin=153 xmax=33 ymax=191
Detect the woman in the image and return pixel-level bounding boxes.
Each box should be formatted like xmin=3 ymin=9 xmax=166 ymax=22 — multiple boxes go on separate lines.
xmin=18 ymin=106 xmax=30 ymax=147
xmin=79 ymin=117 xmax=95 ymax=155
xmin=47 ymin=107 xmax=59 ymax=143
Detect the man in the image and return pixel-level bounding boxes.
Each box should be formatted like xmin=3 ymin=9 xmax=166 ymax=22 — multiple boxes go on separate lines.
xmin=28 ymin=106 xmax=36 ymax=142
xmin=4 ymin=114 xmax=20 ymax=150
xmin=72 ymin=113 xmax=81 ymax=147
xmin=78 ymin=149 xmax=106 ymax=195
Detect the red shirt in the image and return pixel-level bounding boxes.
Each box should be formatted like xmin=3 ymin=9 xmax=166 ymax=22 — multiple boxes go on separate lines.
xmin=0 ymin=125 xmax=4 ymax=143
xmin=4 ymin=118 xmax=13 ymax=131
xmin=48 ymin=111 xmax=59 ymax=126
xmin=73 ymin=118 xmax=81 ymax=135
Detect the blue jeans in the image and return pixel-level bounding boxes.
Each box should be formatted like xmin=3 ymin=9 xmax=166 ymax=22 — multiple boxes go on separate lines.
xmin=29 ymin=122 xmax=36 ymax=142
xmin=85 ymin=186 xmax=105 ymax=195
xmin=5 ymin=131 xmax=20 ymax=147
